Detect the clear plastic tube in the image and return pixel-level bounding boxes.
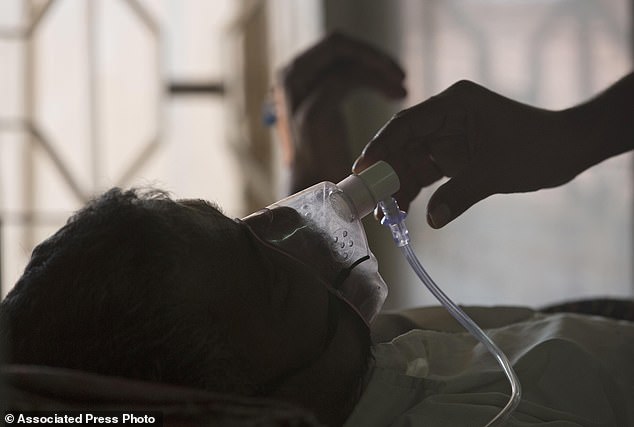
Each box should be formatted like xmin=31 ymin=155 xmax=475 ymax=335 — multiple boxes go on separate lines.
xmin=379 ymin=197 xmax=521 ymax=427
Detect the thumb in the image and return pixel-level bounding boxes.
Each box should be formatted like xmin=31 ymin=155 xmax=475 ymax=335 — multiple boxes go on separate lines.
xmin=426 ymin=165 xmax=493 ymax=228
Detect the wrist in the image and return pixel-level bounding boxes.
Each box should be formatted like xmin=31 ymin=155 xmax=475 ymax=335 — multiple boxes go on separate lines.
xmin=559 ymin=105 xmax=607 ymax=173
xmin=562 ymin=73 xmax=634 ymax=169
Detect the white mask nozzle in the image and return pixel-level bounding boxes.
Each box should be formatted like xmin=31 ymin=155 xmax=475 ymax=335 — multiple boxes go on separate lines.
xmin=336 ymin=161 xmax=400 ymax=219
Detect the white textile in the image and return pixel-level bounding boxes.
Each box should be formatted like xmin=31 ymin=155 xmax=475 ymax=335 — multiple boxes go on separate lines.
xmin=345 ymin=313 xmax=634 ymax=426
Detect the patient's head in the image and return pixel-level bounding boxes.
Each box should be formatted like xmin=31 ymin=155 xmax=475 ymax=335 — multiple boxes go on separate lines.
xmin=0 ymin=188 xmax=370 ymax=421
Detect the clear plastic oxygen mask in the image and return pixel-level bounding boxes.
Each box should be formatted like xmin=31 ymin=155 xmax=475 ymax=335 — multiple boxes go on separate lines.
xmin=242 ymin=161 xmax=399 ymax=324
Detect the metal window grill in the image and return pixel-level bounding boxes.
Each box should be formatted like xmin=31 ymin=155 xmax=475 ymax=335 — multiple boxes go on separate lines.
xmin=0 ymin=0 xmax=231 ymax=293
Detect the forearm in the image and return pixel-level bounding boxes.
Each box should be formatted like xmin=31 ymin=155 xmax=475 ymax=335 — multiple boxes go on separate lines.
xmin=563 ymin=72 xmax=634 ymax=172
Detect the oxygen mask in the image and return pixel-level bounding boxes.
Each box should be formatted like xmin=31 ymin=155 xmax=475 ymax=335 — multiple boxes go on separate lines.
xmin=241 ymin=161 xmax=399 ymax=324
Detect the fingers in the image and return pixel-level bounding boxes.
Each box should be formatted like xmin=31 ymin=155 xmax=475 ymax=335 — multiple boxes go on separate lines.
xmin=352 ymin=102 xmax=449 ymax=212
xmin=355 ymin=136 xmax=445 ymax=216
xmin=426 ymin=163 xmax=494 ymax=228
xmin=353 ymin=100 xmax=448 ymax=172
xmin=386 ymin=145 xmax=444 ymax=210
xmin=354 ymin=80 xmax=482 ymax=176
xmin=280 ymin=32 xmax=406 ymax=111
xmin=353 ymin=86 xmax=479 ymax=216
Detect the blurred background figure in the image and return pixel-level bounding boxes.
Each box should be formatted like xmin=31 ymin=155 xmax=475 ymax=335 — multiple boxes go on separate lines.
xmin=0 ymin=0 xmax=632 ymax=311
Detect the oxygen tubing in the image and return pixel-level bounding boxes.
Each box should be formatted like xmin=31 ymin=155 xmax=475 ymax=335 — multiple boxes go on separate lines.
xmin=378 ymin=197 xmax=522 ymax=427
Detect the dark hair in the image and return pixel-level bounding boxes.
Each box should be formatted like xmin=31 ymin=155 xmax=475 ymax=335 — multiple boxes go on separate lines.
xmin=0 ymin=188 xmax=258 ymax=394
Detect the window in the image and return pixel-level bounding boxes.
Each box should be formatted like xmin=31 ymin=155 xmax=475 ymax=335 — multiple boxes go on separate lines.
xmin=0 ymin=0 xmax=242 ymax=295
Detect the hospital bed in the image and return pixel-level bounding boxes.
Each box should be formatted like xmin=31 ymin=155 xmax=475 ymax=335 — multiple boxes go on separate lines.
xmin=2 ymin=299 xmax=632 ymax=427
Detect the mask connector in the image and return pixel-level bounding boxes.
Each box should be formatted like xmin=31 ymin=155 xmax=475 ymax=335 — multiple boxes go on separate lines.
xmin=337 ymin=161 xmax=400 ymax=219
xmin=378 ymin=198 xmax=410 ymax=247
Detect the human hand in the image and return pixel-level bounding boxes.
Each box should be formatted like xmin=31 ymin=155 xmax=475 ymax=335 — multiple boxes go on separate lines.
xmin=353 ymin=80 xmax=586 ymax=228
xmin=275 ymin=32 xmax=406 ymax=192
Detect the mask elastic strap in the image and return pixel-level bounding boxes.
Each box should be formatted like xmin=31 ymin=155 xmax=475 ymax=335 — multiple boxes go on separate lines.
xmin=333 ymin=255 xmax=370 ymax=290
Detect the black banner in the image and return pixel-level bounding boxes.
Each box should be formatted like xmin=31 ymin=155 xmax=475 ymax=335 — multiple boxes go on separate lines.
xmin=3 ymin=412 xmax=162 ymax=426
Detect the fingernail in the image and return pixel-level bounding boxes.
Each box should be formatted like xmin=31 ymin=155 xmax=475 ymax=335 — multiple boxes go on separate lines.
xmin=428 ymin=204 xmax=451 ymax=228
